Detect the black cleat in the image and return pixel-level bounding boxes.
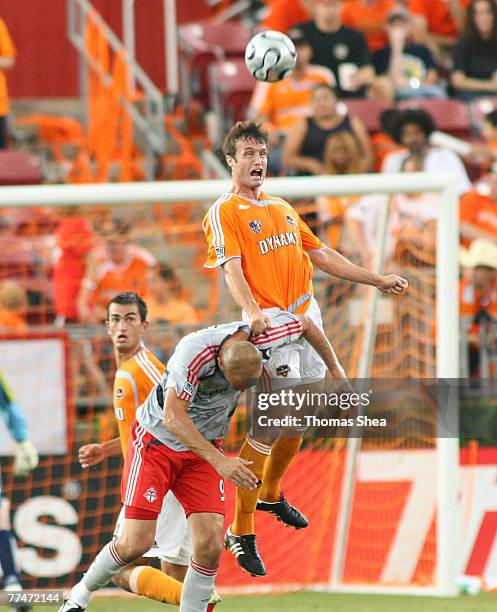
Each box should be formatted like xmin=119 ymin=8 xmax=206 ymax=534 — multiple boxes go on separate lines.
xmin=224 ymin=526 xmax=266 ymax=577
xmin=57 ymin=599 xmax=86 ymax=612
xmin=257 ymin=492 xmax=309 ymax=529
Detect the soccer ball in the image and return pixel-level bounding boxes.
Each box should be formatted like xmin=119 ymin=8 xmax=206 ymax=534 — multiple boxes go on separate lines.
xmin=245 ymin=30 xmax=297 ymax=83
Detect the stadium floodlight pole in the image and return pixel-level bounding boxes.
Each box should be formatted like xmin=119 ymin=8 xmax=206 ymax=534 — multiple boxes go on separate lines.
xmin=122 ymin=0 xmax=136 ymax=94
xmin=164 ymin=0 xmax=179 ymax=106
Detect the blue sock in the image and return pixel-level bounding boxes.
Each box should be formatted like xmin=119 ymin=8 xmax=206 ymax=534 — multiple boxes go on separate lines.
xmin=0 ymin=529 xmax=20 ymax=587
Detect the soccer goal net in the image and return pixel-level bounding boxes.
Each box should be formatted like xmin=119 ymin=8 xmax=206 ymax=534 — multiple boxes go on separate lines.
xmin=0 ymin=173 xmax=459 ymax=597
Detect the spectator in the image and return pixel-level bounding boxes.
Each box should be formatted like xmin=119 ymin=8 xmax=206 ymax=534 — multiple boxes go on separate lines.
xmin=283 ymin=83 xmax=373 ymax=174
xmin=373 ymin=7 xmax=447 ymax=103
xmin=371 ymin=108 xmax=403 ymax=171
xmin=262 ymin=0 xmax=312 ymax=32
xmin=0 ymin=280 xmax=27 ymax=332
xmin=317 ymin=131 xmax=363 ymax=249
xmin=408 ymin=0 xmax=467 ymax=59
xmin=77 ymin=217 xmax=156 ymax=323
xmin=341 ymin=0 xmax=396 ymax=52
xmin=381 ymin=108 xmax=471 ymax=195
xmin=294 ymin=0 xmax=375 ymax=98
xmin=450 ymin=0 xmax=497 ymax=100
xmin=248 ymin=29 xmax=335 ymax=175
xmin=147 ymin=264 xmax=199 ymax=325
xmin=459 ymin=238 xmax=497 ymax=377
xmin=348 ymin=153 xmax=438 ymax=265
xmin=0 ymin=17 xmax=15 ymax=149
xmin=52 ymin=210 xmax=95 ymax=326
xmin=460 ymin=171 xmax=497 ymax=246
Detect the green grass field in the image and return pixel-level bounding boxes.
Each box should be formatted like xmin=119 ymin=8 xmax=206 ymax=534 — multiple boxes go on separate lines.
xmin=44 ymin=592 xmax=497 ymax=611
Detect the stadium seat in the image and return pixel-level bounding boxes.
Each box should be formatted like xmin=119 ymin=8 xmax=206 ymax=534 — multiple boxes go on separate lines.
xmin=178 ymin=20 xmax=250 ymax=106
xmin=209 ymin=59 xmax=254 ymax=143
xmin=0 ymin=151 xmax=43 ymax=185
xmin=397 ymin=98 xmax=471 ymax=138
xmin=343 ymin=99 xmax=391 ymax=133
xmin=468 ymin=96 xmax=497 ymax=132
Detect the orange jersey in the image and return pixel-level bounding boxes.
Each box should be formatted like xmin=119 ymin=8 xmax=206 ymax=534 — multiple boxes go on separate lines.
xmin=262 ymin=0 xmax=311 ymax=32
xmin=113 ymin=347 xmax=165 ymax=457
xmin=93 ymin=244 xmax=156 ymax=311
xmin=460 ymin=278 xmax=497 ymax=319
xmin=203 ymin=192 xmax=325 ymax=314
xmin=249 ymin=65 xmax=335 ymax=132
xmin=407 ymin=0 xmax=469 ymax=36
xmin=0 ymin=19 xmax=15 ymax=116
xmin=341 ymin=0 xmax=395 ymax=52
xmin=460 ymin=190 xmax=497 ymax=247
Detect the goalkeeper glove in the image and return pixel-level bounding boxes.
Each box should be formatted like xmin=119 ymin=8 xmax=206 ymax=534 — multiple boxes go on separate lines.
xmin=14 ymin=440 xmax=39 ymax=477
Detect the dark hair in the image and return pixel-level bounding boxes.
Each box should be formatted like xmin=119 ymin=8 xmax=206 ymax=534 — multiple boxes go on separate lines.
xmin=464 ymin=0 xmax=497 ymax=46
xmin=391 ymin=108 xmax=436 ymax=144
xmin=380 ymin=108 xmax=401 ymax=137
xmin=106 ymin=291 xmax=148 ymax=322
xmin=222 ymin=121 xmax=269 ymax=159
xmin=485 ymin=109 xmax=497 ymax=127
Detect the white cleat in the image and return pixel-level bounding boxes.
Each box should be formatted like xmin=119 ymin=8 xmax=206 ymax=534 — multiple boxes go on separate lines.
xmin=57 ymin=598 xmax=86 ymax=612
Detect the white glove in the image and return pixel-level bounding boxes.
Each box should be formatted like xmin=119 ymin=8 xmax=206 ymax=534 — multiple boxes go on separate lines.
xmin=14 ymin=440 xmax=39 ymax=477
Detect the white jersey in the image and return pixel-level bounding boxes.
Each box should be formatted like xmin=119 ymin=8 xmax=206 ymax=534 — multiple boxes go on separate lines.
xmin=136 ymin=312 xmax=304 ymax=451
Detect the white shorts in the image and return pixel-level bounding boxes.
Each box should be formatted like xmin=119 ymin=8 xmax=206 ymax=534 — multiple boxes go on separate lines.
xmin=248 ymin=297 xmax=327 ymax=389
xmin=114 ymin=490 xmax=192 ymax=565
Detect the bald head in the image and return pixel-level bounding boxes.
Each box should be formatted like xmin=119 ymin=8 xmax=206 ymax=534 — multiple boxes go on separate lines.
xmin=219 ymin=341 xmax=263 ymax=390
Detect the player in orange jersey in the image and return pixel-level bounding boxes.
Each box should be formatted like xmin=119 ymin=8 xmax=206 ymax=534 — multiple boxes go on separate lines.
xmin=203 ymin=120 xmax=408 ymax=576
xmin=78 ymin=292 xmax=219 ymax=610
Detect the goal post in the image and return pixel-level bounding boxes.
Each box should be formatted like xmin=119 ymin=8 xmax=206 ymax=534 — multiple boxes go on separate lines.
xmin=0 ymin=172 xmax=460 ymax=596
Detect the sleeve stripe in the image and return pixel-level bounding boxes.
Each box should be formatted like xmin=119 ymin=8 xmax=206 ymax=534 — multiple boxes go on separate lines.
xmin=134 ymin=352 xmax=162 ymax=385
xmin=137 ymin=350 xmax=163 ymax=380
xmin=209 ymin=194 xmax=230 ymax=247
xmin=251 ymin=321 xmax=303 ymax=345
xmin=187 ymin=345 xmax=219 ymax=374
xmin=187 ymin=349 xmax=218 ymax=386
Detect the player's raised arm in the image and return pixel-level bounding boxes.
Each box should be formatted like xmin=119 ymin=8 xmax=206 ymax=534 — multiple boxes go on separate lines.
xmin=308 ymin=246 xmax=408 ymax=294
xmin=163 ymin=388 xmax=259 ymax=490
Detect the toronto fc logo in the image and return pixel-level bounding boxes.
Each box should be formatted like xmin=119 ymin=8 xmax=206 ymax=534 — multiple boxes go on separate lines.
xmin=144 ymin=487 xmax=157 ymax=503
xmin=248 ymin=220 xmax=262 ymax=234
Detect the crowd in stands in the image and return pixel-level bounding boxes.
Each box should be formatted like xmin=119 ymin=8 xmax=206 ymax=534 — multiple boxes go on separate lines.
xmin=1 ymin=0 xmax=497 ymax=387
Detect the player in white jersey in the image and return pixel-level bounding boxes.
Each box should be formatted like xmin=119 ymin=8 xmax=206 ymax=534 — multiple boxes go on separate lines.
xmin=60 ymin=310 xmax=345 ymax=612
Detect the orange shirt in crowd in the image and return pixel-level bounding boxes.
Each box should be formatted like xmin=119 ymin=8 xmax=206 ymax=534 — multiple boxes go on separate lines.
xmin=203 ymin=192 xmax=325 ymax=314
xmin=459 ymin=190 xmax=497 ymax=247
xmin=341 ymin=0 xmax=395 ymax=52
xmin=262 ymin=0 xmax=311 ymax=33
xmin=147 ymin=295 xmax=199 ymax=325
xmin=92 ymin=244 xmax=156 ymax=313
xmin=0 ymin=310 xmax=26 ymax=331
xmin=0 ymin=18 xmax=15 ymax=116
xmin=371 ymin=132 xmax=403 ymax=172
xmin=52 ymin=216 xmax=95 ymax=320
xmin=407 ymin=0 xmax=469 ymax=37
xmin=249 ymin=65 xmax=335 ymax=132
xmin=113 ymin=347 xmax=164 ymax=456
xmin=460 ymin=278 xmax=497 ymax=319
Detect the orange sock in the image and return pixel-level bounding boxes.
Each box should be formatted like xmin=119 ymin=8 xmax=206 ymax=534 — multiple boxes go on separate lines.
xmin=231 ymin=435 xmax=271 ymax=536
xmin=130 ymin=565 xmax=182 ymax=605
xmin=259 ymin=436 xmax=302 ymax=502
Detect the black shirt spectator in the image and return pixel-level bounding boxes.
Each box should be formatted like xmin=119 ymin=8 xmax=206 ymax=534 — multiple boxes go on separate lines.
xmin=295 ymin=21 xmax=372 ymax=97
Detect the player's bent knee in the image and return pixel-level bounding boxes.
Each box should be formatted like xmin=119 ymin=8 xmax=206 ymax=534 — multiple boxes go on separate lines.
xmin=193 ymin=534 xmax=223 ymax=567
xmin=115 ymin=534 xmax=154 ymax=562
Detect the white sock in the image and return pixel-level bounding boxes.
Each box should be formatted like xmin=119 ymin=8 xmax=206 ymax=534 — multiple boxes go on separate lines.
xmin=179 ymin=558 xmax=217 ymax=612
xmin=69 ymin=541 xmax=127 ymax=607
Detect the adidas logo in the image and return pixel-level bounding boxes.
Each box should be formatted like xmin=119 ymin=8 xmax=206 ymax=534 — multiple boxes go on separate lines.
xmin=229 ymin=543 xmax=244 ymax=556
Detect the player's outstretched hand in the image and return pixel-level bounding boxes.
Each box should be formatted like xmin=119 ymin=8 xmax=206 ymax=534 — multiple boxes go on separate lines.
xmin=249 ymin=312 xmax=272 ymax=335
xmin=14 ymin=440 xmax=39 ymax=477
xmin=215 ymin=456 xmax=259 ymax=489
xmin=79 ymin=443 xmax=106 ymax=468
xmin=376 ymin=274 xmax=408 ymax=295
